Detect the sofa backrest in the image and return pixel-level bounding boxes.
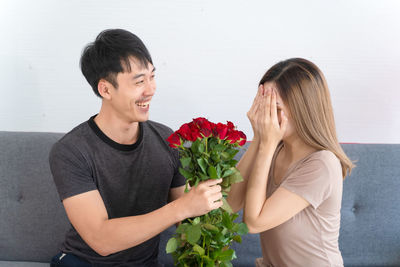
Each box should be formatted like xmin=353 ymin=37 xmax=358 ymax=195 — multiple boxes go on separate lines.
xmin=1 ymin=131 xmax=399 ymax=266
xmin=340 ymin=144 xmax=400 ymax=266
xmin=0 ymin=131 xmax=68 ymax=262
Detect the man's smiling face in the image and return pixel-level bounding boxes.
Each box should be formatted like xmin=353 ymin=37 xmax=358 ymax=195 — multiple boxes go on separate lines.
xmin=106 ymin=57 xmax=156 ymax=123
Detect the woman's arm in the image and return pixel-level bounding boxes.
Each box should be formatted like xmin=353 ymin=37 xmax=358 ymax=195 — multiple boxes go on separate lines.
xmin=227 ymin=138 xmax=259 ymax=212
xmin=243 ymin=85 xmax=310 ymax=233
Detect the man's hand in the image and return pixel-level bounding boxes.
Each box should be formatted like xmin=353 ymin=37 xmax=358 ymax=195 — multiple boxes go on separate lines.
xmin=176 ymin=178 xmax=223 ymax=220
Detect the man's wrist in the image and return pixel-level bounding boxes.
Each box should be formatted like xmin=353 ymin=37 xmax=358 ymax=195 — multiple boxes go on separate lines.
xmin=169 ymin=197 xmax=188 ymax=222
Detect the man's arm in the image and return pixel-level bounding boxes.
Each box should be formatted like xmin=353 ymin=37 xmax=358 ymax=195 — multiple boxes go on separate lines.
xmin=63 ymin=179 xmax=222 ymax=256
xmin=168 ymin=185 xmax=185 ymax=227
xmin=168 ymin=185 xmax=185 ymax=202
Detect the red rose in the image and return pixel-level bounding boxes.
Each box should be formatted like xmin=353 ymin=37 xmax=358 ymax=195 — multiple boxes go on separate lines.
xmin=166 ymin=132 xmax=182 ymax=148
xmin=238 ymin=131 xmax=247 ymax=146
xmin=193 ymin=117 xmax=213 ymax=138
xmin=214 ymin=123 xmax=228 ymax=140
xmin=227 ymin=121 xmax=235 ymax=131
xmin=189 ymin=122 xmax=202 ymax=141
xmin=226 ymin=130 xmax=241 ymax=144
xmin=177 ymin=123 xmax=193 ymax=141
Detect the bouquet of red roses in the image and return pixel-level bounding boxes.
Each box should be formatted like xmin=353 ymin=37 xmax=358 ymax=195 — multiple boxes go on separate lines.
xmin=166 ymin=117 xmax=249 ymax=267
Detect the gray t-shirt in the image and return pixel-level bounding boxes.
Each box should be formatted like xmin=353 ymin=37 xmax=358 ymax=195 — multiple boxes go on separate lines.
xmin=258 ymin=142 xmax=344 ymax=267
xmin=49 ymin=115 xmax=185 ymax=266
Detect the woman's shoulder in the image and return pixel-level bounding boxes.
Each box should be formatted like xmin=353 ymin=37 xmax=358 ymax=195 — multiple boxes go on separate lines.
xmin=302 ymin=150 xmax=342 ymax=178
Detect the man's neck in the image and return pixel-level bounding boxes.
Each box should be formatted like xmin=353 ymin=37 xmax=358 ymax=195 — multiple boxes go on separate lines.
xmin=94 ymin=108 xmax=140 ymax=145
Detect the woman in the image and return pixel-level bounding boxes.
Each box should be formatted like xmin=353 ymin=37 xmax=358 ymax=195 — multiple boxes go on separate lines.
xmin=227 ymin=58 xmax=354 ymax=267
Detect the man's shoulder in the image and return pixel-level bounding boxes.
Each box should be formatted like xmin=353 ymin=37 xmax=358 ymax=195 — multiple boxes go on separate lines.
xmin=50 ymin=120 xmax=92 ymax=157
xmin=144 ymin=120 xmax=174 ymax=138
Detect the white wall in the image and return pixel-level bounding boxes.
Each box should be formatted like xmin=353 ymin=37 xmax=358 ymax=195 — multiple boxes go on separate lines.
xmin=1 ymin=0 xmax=399 ymax=143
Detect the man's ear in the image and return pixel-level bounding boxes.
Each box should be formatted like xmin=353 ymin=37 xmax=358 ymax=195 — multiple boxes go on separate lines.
xmin=98 ymin=79 xmax=112 ymax=99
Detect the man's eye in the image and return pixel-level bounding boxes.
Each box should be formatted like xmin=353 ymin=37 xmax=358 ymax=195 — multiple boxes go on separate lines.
xmin=136 ymin=80 xmax=144 ymax=85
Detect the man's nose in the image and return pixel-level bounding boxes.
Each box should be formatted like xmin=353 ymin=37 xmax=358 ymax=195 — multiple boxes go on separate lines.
xmin=145 ymin=79 xmax=156 ymax=96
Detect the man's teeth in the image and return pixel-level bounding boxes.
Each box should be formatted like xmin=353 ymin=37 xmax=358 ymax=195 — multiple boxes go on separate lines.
xmin=136 ymin=102 xmax=150 ymax=107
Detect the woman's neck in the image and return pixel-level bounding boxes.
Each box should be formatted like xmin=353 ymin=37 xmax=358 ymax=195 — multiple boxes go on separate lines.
xmin=280 ymin=135 xmax=317 ymax=165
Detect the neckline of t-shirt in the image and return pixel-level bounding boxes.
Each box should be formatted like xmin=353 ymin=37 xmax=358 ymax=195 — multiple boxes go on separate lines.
xmin=271 ymin=142 xmax=325 ymax=187
xmin=87 ymin=114 xmax=144 ymax=152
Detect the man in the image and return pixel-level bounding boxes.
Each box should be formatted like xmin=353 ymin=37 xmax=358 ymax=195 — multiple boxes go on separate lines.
xmin=49 ymin=29 xmax=223 ymax=267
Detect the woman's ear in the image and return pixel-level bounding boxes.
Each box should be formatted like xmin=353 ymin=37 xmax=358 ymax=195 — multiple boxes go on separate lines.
xmin=98 ymin=79 xmax=112 ymax=100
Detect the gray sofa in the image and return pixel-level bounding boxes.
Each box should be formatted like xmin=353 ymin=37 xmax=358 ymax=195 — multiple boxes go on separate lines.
xmin=1 ymin=131 xmax=399 ymax=266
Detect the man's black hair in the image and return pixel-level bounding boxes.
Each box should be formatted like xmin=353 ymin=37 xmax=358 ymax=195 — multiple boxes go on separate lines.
xmin=80 ymin=29 xmax=153 ymax=97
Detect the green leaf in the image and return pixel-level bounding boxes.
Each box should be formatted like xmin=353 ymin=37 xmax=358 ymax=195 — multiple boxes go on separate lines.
xmin=231 ymin=213 xmax=239 ymax=221
xmin=217 ymin=249 xmax=236 ymax=261
xmin=199 ymin=172 xmax=209 ymax=181
xmin=191 ymin=139 xmax=200 ymax=154
xmin=228 ymin=159 xmax=238 ymax=166
xmin=221 ymin=227 xmax=228 ymax=235
xmin=221 ymin=198 xmax=233 ymax=214
xmin=192 ymin=217 xmax=200 ymax=225
xmin=177 ymin=250 xmax=190 ymax=261
xmin=186 ymin=224 xmax=202 ymax=245
xmin=211 ymin=151 xmax=220 ymax=163
xmin=213 ymin=144 xmax=226 ymax=152
xmin=222 ymin=168 xmax=235 ymax=178
xmin=222 ymin=211 xmax=233 ymax=229
xmin=220 ymin=152 xmax=230 ymax=160
xmin=179 ymin=167 xmax=193 ymax=179
xmin=193 ymin=244 xmax=205 ymax=256
xmin=221 ymin=178 xmax=230 ymax=187
xmin=233 ymin=235 xmax=242 ymax=243
xmin=176 ymin=223 xmax=189 ymax=234
xmin=220 ymin=261 xmax=233 ymax=267
xmin=237 ymin=222 xmax=249 ymax=235
xmin=223 ymin=185 xmax=231 ymax=192
xmin=198 ymin=143 xmax=205 ymax=153
xmin=197 ymin=158 xmax=208 ymax=174
xmin=216 ymin=164 xmax=222 ymax=178
xmin=207 ymin=165 xmax=218 ymax=179
xmin=202 ymin=223 xmax=219 ymax=232
xmin=166 ymin=237 xmax=178 ymax=253
xmin=226 ymin=148 xmax=239 ymax=157
xmin=227 ymin=170 xmax=243 ymax=184
xmin=205 ymin=258 xmax=215 ymax=267
xmin=194 ymin=178 xmax=199 ymax=187
xmin=180 ymin=157 xmax=192 ymax=168
xmin=184 ymin=182 xmax=189 ymax=193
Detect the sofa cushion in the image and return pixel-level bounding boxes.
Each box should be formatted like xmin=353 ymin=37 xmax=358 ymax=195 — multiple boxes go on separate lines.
xmin=0 ymin=261 xmax=48 ymax=267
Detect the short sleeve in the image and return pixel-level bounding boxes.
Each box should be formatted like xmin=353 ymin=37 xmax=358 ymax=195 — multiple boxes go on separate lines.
xmin=49 ymin=141 xmax=97 ymax=201
xmin=280 ymin=157 xmax=333 ymax=209
xmin=170 ymin=149 xmax=186 ymax=188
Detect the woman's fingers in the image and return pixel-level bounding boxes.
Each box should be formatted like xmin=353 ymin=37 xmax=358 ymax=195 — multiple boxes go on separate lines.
xmin=280 ymin=110 xmax=288 ymax=130
xmin=248 ymin=84 xmax=263 ymax=119
xmin=264 ymin=86 xmax=272 ymax=120
xmin=270 ymin=89 xmax=278 ymax=124
xmin=249 ymin=85 xmax=262 ymax=112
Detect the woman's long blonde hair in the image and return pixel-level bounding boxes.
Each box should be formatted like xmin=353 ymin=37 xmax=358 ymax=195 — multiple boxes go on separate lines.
xmin=260 ymin=58 xmax=354 ymax=178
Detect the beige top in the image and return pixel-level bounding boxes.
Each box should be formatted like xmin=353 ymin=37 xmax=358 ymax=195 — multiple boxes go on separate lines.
xmin=258 ymin=143 xmax=344 ymax=267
